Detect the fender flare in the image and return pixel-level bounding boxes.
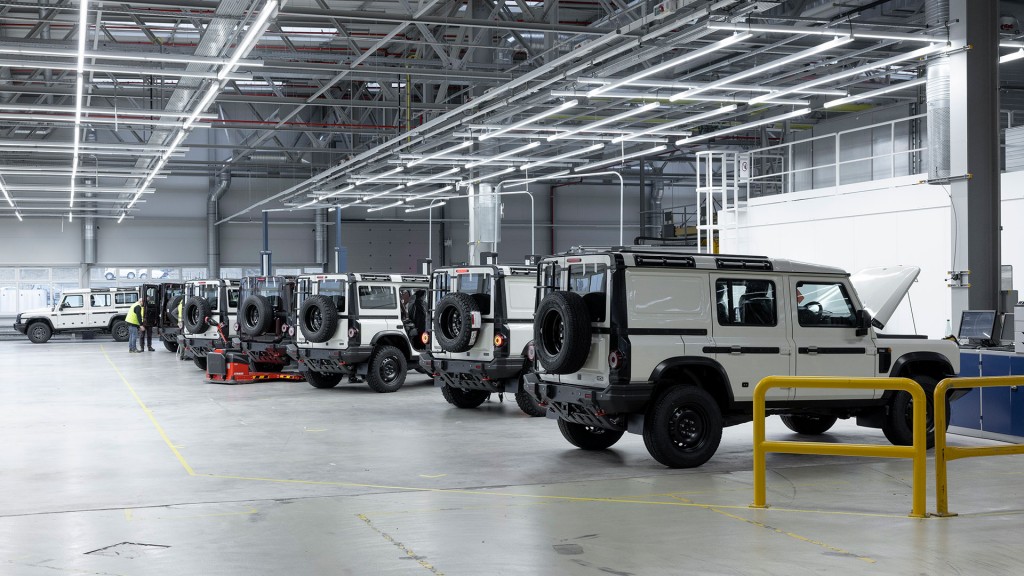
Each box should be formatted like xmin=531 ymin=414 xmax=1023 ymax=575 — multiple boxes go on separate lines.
xmin=370 ymin=330 xmax=414 ymax=358
xmin=883 ymin=351 xmax=957 ymax=400
xmin=25 ymin=317 xmax=55 ymax=331
xmin=648 ymin=356 xmax=736 ymax=407
xmin=107 ymin=315 xmax=126 ymax=330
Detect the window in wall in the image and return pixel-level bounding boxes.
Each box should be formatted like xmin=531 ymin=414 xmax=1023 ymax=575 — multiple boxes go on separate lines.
xmin=0 ymin=268 xmax=15 ymax=281
xmin=53 ymin=268 xmax=78 ymax=282
xmin=182 ymin=268 xmax=208 ymax=281
xmin=20 ymin=268 xmax=49 ymax=282
xmin=220 ymin=268 xmax=242 ymax=280
xmin=716 ymin=279 xmax=777 ymax=327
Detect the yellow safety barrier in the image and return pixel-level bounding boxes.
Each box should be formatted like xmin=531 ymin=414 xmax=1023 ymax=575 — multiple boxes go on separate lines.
xmin=751 ymin=376 xmax=927 ymax=518
xmin=934 ymin=376 xmax=1024 ymax=517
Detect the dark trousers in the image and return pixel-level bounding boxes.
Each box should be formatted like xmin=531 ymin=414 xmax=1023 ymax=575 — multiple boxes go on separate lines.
xmin=140 ymin=325 xmax=153 ymax=350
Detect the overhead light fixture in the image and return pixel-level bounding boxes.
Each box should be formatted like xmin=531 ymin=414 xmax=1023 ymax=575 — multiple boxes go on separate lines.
xmin=407 ymin=142 xmax=472 ymax=167
xmin=748 ymin=43 xmax=942 ymax=105
xmin=301 ymin=184 xmax=357 ymax=207
xmin=577 ymin=77 xmax=847 ymax=96
xmin=362 ymin=184 xmax=407 ymax=202
xmin=557 ymin=89 xmax=808 ymax=106
xmin=574 ymin=145 xmax=668 ymax=173
xmin=117 ymin=211 xmax=125 ymax=223
xmin=465 ymin=141 xmax=541 ymax=169
xmin=588 ymin=33 xmax=753 ymax=97
xmin=706 ymin=21 xmax=942 ymax=44
xmin=405 ymin=167 xmax=460 ymax=185
xmin=671 ymin=36 xmax=853 ymax=102
xmin=478 ymin=100 xmax=578 ymax=141
xmin=521 ymin=143 xmax=605 ymax=170
xmin=406 ymin=185 xmax=454 ymax=202
xmin=823 ymin=77 xmax=927 ymax=108
xmin=457 ymin=167 xmax=516 ymax=187
xmin=218 ymin=0 xmax=278 ymax=80
xmin=0 ymin=177 xmax=12 ymax=207
xmin=503 ymin=170 xmax=571 ymax=186
xmin=1000 ymin=49 xmax=1024 ymax=64
xmin=547 ymin=102 xmax=661 ymax=142
xmin=611 ymin=105 xmax=737 ymax=144
xmin=675 ymin=108 xmax=811 ymax=146
xmin=15 ymin=210 xmax=23 ymax=221
xmin=353 ymin=166 xmax=405 ymax=185
xmin=68 ymin=212 xmax=73 ymax=222
xmin=365 ymin=200 xmax=405 ymax=212
xmin=405 ymin=201 xmax=447 ymax=213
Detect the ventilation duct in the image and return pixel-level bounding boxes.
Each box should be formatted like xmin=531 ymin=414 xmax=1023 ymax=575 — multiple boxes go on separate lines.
xmin=496 ymin=32 xmax=574 ymax=65
xmin=926 ymin=0 xmax=950 ymax=180
xmin=207 ymin=172 xmax=231 ymax=278
xmin=314 ymin=208 xmax=327 ymax=269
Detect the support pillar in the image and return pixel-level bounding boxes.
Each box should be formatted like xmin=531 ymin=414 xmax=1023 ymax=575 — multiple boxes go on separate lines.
xmin=948 ymin=0 xmax=1001 ymax=327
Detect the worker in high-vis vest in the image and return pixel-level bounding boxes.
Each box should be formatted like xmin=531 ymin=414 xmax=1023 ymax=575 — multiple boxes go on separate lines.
xmin=126 ymin=299 xmax=143 ymax=353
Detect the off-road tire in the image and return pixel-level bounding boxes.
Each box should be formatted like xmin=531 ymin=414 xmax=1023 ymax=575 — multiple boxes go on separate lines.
xmin=882 ymin=374 xmax=945 ymax=449
xmin=441 ymin=384 xmax=490 ymax=408
xmin=305 ymin=370 xmax=343 ymax=389
xmin=515 ymin=379 xmax=547 ymax=417
xmin=193 ymin=355 xmax=208 ymax=371
xmin=27 ymin=322 xmax=52 ymax=344
xmin=780 ymin=414 xmax=838 ymax=435
xmin=183 ymin=297 xmax=212 ymax=334
xmin=111 ymin=320 xmax=130 ymax=342
xmin=434 ymin=293 xmax=479 ymax=353
xmin=366 ymin=345 xmax=406 ymax=393
xmin=299 ymin=295 xmax=338 ymax=343
xmin=167 ymin=295 xmax=183 ymax=323
xmin=557 ymin=419 xmax=624 ymax=450
xmin=240 ymin=295 xmax=274 ymax=337
xmin=163 ymin=339 xmax=178 ymax=353
xmin=534 ymin=291 xmax=592 ymax=374
xmin=643 ymin=386 xmax=723 ymax=469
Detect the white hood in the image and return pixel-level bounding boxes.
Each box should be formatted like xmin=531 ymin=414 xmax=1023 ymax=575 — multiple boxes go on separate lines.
xmin=850 ymin=266 xmax=920 ymax=329
xmin=18 ymin=305 xmax=54 ymax=318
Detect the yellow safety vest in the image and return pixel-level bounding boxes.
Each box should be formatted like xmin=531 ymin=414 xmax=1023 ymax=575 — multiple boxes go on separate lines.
xmin=126 ymin=303 xmax=142 ymax=326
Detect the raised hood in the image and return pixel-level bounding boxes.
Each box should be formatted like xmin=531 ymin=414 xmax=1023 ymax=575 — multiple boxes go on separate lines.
xmin=850 ymin=266 xmax=920 ymax=329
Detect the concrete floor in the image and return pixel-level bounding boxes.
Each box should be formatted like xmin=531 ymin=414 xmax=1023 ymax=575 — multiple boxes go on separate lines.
xmin=2 ymin=339 xmax=1023 ymax=576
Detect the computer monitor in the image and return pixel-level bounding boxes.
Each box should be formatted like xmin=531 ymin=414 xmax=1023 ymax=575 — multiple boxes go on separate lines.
xmin=958 ymin=310 xmax=997 ymax=345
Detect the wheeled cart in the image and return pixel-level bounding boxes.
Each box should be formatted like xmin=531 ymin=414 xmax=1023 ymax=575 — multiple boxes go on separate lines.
xmin=206 ymin=349 xmax=306 ymax=384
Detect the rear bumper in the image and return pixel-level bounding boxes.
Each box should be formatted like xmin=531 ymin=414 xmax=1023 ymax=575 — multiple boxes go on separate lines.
xmin=238 ymin=340 xmax=292 ymax=366
xmin=287 ymin=344 xmax=374 ymax=373
xmin=523 ymin=374 xmax=654 ymax=430
xmin=183 ymin=336 xmax=228 ymax=357
xmin=420 ymin=353 xmax=525 ymax=392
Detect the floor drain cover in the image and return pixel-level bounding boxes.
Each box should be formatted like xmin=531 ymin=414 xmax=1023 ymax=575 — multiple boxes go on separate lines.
xmin=85 ymin=542 xmax=170 ymax=559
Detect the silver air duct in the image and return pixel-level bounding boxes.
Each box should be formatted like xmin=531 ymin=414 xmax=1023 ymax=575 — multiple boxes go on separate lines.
xmin=208 ymin=172 xmax=231 ymax=278
xmin=926 ymin=0 xmax=950 ymax=180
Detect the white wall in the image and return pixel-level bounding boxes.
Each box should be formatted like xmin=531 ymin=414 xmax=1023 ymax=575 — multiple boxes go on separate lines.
xmin=721 ymin=171 xmax=1024 ymax=338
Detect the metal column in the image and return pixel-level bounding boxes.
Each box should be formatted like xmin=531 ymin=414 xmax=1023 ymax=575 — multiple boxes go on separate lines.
xmin=948 ymin=0 xmax=1001 ymax=325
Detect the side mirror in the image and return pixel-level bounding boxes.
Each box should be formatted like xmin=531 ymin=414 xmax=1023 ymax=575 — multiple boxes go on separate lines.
xmin=855 ymin=309 xmax=872 ymax=337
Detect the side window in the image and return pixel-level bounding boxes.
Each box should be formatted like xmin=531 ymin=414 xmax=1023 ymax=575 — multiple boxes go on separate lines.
xmin=716 ymin=279 xmax=777 ymax=327
xmin=358 ymin=285 xmax=397 ymax=310
xmin=455 ymin=273 xmax=491 ymax=316
xmin=399 ymin=287 xmax=415 ymax=320
xmin=91 ymin=294 xmax=111 ymax=307
xmin=115 ymin=291 xmax=139 ymax=305
xmin=63 ymin=294 xmax=85 ymax=308
xmin=568 ymin=263 xmax=607 ymax=322
xmin=228 ymin=289 xmax=240 ymax=308
xmin=317 ymin=280 xmax=347 ymax=312
xmin=796 ymin=281 xmax=857 ymax=327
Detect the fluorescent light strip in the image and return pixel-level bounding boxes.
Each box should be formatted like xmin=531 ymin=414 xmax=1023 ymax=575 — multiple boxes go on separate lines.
xmin=465 ymin=141 xmax=541 ymax=169
xmin=578 ymin=77 xmax=847 ymax=96
xmin=218 ymin=1 xmax=278 ymax=80
xmin=406 ymin=185 xmax=454 ymax=201
xmin=478 ymin=100 xmax=578 ymax=141
xmin=0 ymin=179 xmax=12 ymax=206
xmin=611 ymin=104 xmax=737 ymax=144
xmin=823 ymin=77 xmax=927 ymax=108
xmin=748 ymin=43 xmax=942 ymax=105
xmin=15 ymin=210 xmax=23 ymax=221
xmin=675 ymin=108 xmax=810 ymax=146
xmin=457 ymin=167 xmax=515 ymax=187
xmin=362 ymin=184 xmax=407 ymax=202
xmin=574 ymin=145 xmax=668 ymax=173
xmin=521 ymin=143 xmax=605 ymax=170
xmin=405 ymin=201 xmax=446 ymax=213
xmin=588 ymin=33 xmax=753 ymax=97
xmin=353 ymin=166 xmax=404 ymax=185
xmin=407 ymin=142 xmax=472 ymax=167
xmin=1000 ymin=49 xmax=1024 ymax=64
xmin=503 ymin=170 xmax=570 ymax=186
xmin=298 ymin=184 xmax=356 ymax=208
xmin=365 ymin=200 xmax=405 ymax=213
xmin=707 ymin=21 xmax=941 ymax=44
xmin=671 ymin=36 xmax=853 ymax=102
xmin=405 ymin=167 xmax=460 ymax=185
xmin=547 ymin=102 xmax=660 ymax=142
xmin=117 ymin=212 xmax=125 ymax=223
xmin=557 ymin=89 xmax=808 ymax=106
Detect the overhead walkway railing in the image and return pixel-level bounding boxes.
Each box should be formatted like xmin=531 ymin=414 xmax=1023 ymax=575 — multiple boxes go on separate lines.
xmin=751 ymin=376 xmax=927 ymax=518
xmin=934 ymin=376 xmax=1024 ymax=517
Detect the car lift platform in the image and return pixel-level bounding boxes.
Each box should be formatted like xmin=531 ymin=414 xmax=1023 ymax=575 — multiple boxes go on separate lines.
xmin=205 ymin=349 xmax=305 ymax=384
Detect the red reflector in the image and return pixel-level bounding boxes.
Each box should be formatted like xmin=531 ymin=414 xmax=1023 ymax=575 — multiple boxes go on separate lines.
xmin=567 ymin=257 xmax=582 ymax=263
xmin=456 ymin=268 xmax=469 ymax=273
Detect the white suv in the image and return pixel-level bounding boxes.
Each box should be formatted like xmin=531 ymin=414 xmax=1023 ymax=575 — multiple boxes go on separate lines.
xmin=524 ymin=247 xmax=961 ymax=468
xmin=419 ymin=264 xmax=546 ymax=416
xmin=14 ymin=287 xmax=140 ymax=343
xmin=287 ymin=273 xmax=428 ymax=392
xmin=181 ymin=279 xmax=239 ymax=370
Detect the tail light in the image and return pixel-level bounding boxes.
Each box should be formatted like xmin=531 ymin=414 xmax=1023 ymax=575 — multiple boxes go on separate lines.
xmin=526 ymin=341 xmax=536 ymax=362
xmin=286 ymin=325 xmax=295 ymax=337
xmin=493 ymin=334 xmax=505 ymax=347
xmin=347 ymin=327 xmax=359 ymax=338
xmin=608 ymin=350 xmax=625 ymax=370
xmin=234 ymin=322 xmax=240 ymax=332
xmin=420 ymin=331 xmax=430 ymax=345
xmin=348 ymin=319 xmax=361 ymax=345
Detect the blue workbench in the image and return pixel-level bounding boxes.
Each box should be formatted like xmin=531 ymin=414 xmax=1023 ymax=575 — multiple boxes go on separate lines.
xmin=950 ymin=350 xmax=1024 ymax=440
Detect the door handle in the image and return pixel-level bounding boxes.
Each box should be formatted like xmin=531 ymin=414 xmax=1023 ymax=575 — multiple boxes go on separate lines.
xmin=730 ymin=345 xmax=742 ymax=355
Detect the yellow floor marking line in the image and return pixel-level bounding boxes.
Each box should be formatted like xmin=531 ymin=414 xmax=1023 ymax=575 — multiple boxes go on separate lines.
xmin=419 ymin=474 xmax=447 ymax=479
xmin=304 ymin=428 xmax=327 ymax=432
xmin=358 ymin=513 xmax=445 ymax=575
xmin=708 ymin=506 xmax=876 ymax=564
xmin=101 ymin=345 xmax=195 ymax=476
xmin=123 ymin=509 xmax=133 ymax=522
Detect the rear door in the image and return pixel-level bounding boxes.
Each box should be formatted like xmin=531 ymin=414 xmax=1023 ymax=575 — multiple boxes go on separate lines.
xmin=357 ymin=283 xmax=399 ymax=336
xmin=710 ymin=274 xmax=793 ymax=402
xmin=88 ymin=293 xmax=113 ymax=327
xmin=789 ymin=277 xmax=877 ymax=400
